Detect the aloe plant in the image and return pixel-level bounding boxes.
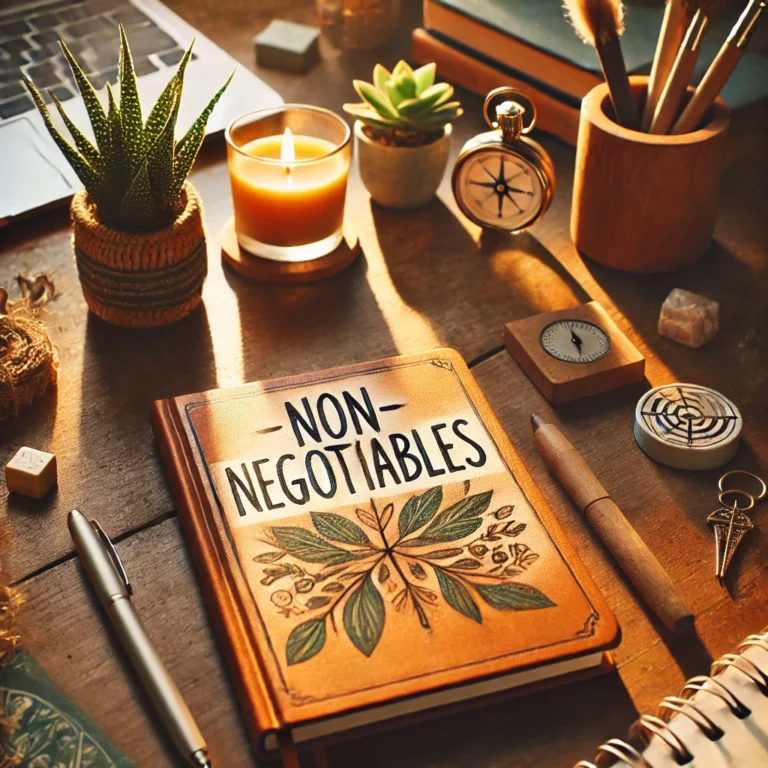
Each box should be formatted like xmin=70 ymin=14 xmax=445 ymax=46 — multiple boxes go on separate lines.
xmin=343 ymin=60 xmax=462 ymax=142
xmin=23 ymin=26 xmax=232 ymax=232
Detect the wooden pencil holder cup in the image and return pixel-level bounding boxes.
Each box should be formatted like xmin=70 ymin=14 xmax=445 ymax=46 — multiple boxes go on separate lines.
xmin=571 ymin=76 xmax=730 ymax=273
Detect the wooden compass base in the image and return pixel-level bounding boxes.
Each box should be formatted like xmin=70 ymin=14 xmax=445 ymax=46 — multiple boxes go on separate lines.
xmin=220 ymin=218 xmax=360 ymax=284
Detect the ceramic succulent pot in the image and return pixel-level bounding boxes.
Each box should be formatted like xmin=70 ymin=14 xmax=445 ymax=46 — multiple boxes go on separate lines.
xmin=70 ymin=181 xmax=207 ymax=328
xmin=354 ymin=121 xmax=452 ymax=209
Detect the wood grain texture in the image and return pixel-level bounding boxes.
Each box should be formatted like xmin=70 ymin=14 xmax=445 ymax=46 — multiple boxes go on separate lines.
xmin=572 ymin=76 xmax=730 ymax=273
xmin=2 ymin=0 xmax=768 ymax=765
xmin=0 ymin=2 xmax=588 ymax=581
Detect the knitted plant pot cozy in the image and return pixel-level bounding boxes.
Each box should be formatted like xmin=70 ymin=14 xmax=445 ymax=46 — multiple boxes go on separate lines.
xmin=71 ymin=182 xmax=207 ymax=328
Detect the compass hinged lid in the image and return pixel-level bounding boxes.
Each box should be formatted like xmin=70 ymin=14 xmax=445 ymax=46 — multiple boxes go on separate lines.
xmin=504 ymin=302 xmax=646 ymax=404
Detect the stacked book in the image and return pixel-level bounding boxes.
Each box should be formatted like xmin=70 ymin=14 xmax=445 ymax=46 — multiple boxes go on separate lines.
xmin=413 ymin=0 xmax=768 ymax=155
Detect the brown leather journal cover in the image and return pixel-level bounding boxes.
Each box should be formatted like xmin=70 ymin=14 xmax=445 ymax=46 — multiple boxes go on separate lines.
xmin=151 ymin=349 xmax=619 ymax=755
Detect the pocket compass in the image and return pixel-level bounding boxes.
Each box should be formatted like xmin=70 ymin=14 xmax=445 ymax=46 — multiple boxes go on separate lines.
xmin=452 ymin=87 xmax=556 ymax=233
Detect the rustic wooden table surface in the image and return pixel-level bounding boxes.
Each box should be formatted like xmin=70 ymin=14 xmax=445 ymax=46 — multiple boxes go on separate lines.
xmin=2 ymin=1 xmax=767 ymax=766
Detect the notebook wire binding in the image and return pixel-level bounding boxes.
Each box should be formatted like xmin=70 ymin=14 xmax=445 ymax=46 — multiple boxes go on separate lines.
xmin=575 ymin=624 xmax=768 ymax=767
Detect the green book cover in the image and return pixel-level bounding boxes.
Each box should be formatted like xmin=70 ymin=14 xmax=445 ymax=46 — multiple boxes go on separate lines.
xmin=429 ymin=0 xmax=662 ymax=74
xmin=0 ymin=651 xmax=134 ymax=767
xmin=430 ymin=0 xmax=768 ymax=109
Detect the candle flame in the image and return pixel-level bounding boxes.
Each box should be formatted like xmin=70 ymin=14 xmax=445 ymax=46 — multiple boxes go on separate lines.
xmin=281 ymin=127 xmax=296 ymax=166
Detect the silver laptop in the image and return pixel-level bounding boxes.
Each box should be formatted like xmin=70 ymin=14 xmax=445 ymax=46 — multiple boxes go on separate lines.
xmin=0 ymin=0 xmax=282 ymax=223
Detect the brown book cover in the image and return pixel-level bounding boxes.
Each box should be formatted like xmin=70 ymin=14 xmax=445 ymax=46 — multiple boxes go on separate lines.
xmin=151 ymin=349 xmax=619 ymax=757
xmin=411 ymin=28 xmax=581 ymax=146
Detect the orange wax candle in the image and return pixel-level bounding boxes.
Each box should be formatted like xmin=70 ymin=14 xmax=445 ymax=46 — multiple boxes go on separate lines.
xmin=228 ymin=128 xmax=350 ymax=250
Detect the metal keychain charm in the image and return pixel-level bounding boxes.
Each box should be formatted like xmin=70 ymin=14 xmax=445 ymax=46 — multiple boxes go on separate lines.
xmin=707 ymin=470 xmax=766 ymax=583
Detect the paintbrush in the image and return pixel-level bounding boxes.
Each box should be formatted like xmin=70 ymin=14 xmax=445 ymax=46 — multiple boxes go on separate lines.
xmin=650 ymin=9 xmax=709 ymax=133
xmin=563 ymin=0 xmax=640 ymax=130
xmin=674 ymin=0 xmax=767 ymax=133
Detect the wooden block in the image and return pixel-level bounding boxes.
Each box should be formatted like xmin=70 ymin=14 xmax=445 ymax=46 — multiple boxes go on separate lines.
xmin=6 ymin=446 xmax=57 ymax=499
xmin=504 ymin=302 xmax=646 ymax=404
xmin=254 ymin=20 xmax=320 ymax=74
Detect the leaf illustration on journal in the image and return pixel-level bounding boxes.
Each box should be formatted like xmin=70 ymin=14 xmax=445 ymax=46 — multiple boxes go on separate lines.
xmin=251 ymin=486 xmax=556 ymax=666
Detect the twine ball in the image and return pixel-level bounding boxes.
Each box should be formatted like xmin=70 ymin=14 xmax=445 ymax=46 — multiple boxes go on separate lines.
xmin=0 ymin=285 xmax=58 ymax=424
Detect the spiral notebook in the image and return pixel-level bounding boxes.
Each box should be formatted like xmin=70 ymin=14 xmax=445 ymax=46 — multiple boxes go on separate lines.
xmin=577 ymin=625 xmax=768 ymax=767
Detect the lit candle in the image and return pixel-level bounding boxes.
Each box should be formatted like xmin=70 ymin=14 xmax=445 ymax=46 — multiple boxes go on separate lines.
xmin=226 ymin=108 xmax=352 ymax=261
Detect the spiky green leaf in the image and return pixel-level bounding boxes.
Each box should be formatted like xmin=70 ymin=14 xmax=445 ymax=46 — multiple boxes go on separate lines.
xmin=144 ymin=40 xmax=192 ymax=150
xmin=147 ymin=89 xmax=180 ymax=212
xmin=59 ymin=39 xmax=110 ymax=157
xmin=50 ymin=92 xmax=101 ymax=171
xmin=22 ymin=76 xmax=100 ymax=193
xmin=118 ymin=25 xmax=144 ymax=175
xmin=120 ymin=159 xmax=156 ymax=231
xmin=413 ymin=63 xmax=436 ymax=95
xmin=171 ymin=70 xmax=233 ymax=196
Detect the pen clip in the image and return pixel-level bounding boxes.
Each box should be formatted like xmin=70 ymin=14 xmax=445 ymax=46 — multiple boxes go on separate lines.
xmin=91 ymin=519 xmax=133 ymax=595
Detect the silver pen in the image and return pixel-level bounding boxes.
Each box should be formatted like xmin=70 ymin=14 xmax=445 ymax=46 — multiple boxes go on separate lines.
xmin=68 ymin=509 xmax=212 ymax=768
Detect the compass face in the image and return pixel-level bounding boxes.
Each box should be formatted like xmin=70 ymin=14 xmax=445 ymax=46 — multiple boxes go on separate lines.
xmin=454 ymin=148 xmax=544 ymax=231
xmin=540 ymin=320 xmax=611 ymax=364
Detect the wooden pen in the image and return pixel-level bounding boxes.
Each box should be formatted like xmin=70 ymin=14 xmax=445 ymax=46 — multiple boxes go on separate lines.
xmin=673 ymin=0 xmax=767 ymax=134
xmin=650 ymin=9 xmax=709 ymax=134
xmin=531 ymin=414 xmax=695 ymax=637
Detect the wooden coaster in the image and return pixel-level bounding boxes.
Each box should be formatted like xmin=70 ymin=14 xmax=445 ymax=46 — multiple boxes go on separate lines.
xmin=220 ymin=218 xmax=360 ymax=284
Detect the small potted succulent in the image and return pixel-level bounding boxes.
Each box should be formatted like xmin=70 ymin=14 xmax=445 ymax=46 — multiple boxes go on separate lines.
xmin=24 ymin=27 xmax=231 ymax=328
xmin=344 ymin=61 xmax=462 ymax=209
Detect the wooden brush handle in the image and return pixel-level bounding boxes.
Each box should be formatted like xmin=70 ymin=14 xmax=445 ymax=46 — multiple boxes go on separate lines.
xmin=650 ymin=46 xmax=699 ymax=134
xmin=674 ymin=43 xmax=742 ymax=133
xmin=643 ymin=0 xmax=688 ymax=130
xmin=597 ymin=38 xmax=640 ymax=131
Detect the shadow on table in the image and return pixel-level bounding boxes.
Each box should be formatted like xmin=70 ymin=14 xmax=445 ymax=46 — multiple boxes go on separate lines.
xmin=81 ymin=302 xmax=217 ymax=409
xmin=224 ymin=246 xmax=399 ymax=385
xmin=77 ymin=304 xmax=217 ymax=515
xmin=328 ymin=671 xmax=638 ymax=768
xmin=370 ymin=197 xmax=590 ymax=360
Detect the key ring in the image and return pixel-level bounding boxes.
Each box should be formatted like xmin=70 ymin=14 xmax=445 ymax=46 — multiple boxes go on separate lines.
xmin=718 ymin=490 xmax=755 ymax=512
xmin=708 ymin=471 xmax=764 ymax=582
xmin=719 ymin=470 xmax=767 ymax=501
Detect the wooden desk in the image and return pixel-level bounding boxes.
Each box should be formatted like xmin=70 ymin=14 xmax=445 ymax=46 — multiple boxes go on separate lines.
xmin=2 ymin=2 xmax=767 ymax=765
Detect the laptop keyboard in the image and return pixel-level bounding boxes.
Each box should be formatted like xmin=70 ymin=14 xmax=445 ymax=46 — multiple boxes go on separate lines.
xmin=0 ymin=0 xmax=190 ymax=121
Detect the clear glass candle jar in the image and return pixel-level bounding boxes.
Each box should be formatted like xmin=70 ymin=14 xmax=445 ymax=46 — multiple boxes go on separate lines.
xmin=225 ymin=106 xmax=352 ymax=262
